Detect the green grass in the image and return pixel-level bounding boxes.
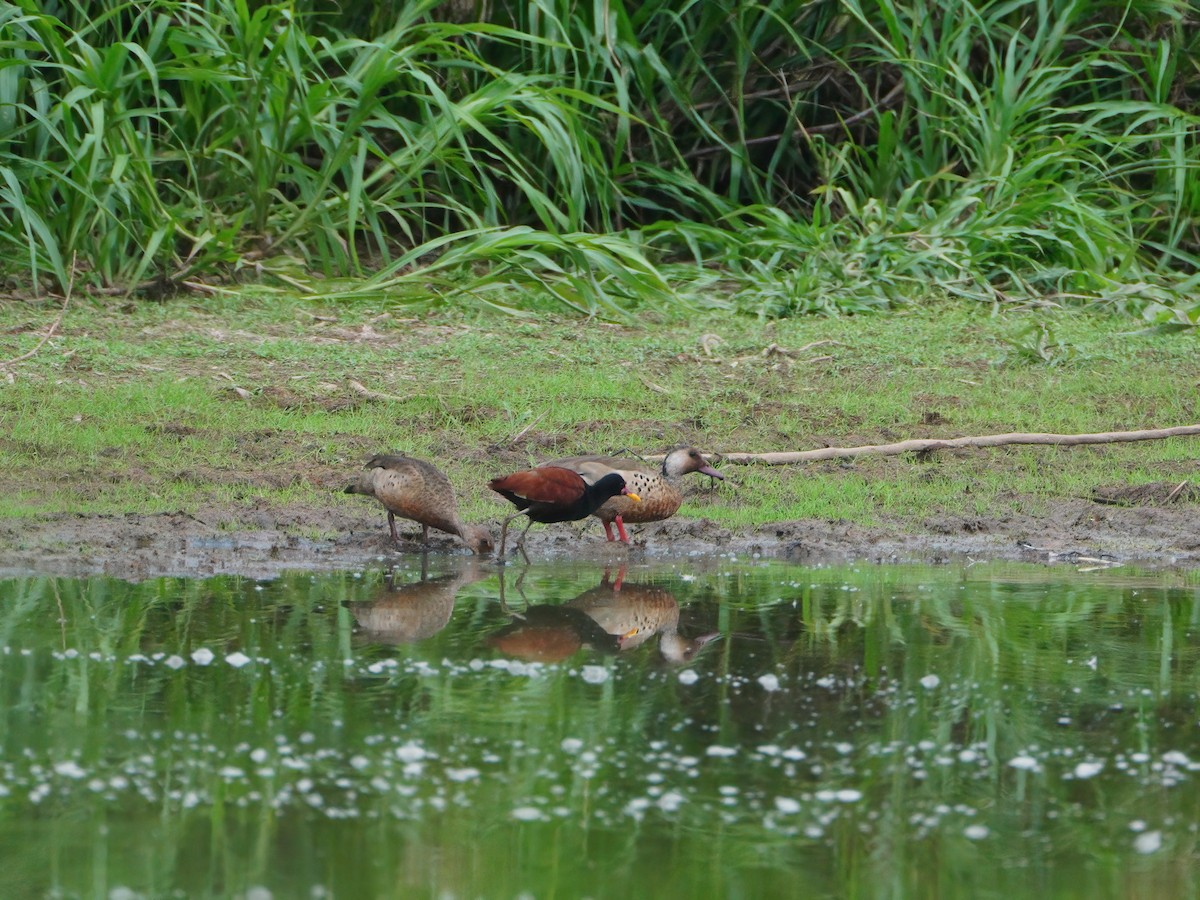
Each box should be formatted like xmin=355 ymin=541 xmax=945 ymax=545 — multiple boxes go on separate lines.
xmin=1 ymin=293 xmax=1197 ymax=531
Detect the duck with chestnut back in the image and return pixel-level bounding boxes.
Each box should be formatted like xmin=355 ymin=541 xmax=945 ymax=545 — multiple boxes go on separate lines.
xmin=544 ymin=446 xmax=722 ymax=543
xmin=488 ymin=465 xmax=640 ymax=558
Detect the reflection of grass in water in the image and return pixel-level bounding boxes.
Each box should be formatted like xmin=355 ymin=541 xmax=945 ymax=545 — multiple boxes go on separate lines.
xmin=0 ymin=562 xmax=1198 ymax=896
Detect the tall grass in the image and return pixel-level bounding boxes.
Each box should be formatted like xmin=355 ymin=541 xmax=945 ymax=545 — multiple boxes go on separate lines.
xmin=0 ymin=0 xmax=1195 ymax=320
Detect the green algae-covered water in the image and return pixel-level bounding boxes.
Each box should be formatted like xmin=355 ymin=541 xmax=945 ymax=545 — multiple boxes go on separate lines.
xmin=1 ymin=557 xmax=1198 ymax=898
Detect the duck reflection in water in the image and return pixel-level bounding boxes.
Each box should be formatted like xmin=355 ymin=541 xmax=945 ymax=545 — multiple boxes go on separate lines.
xmin=489 ymin=567 xmax=720 ymax=665
xmin=486 ymin=604 xmax=623 ymax=662
xmin=566 ymin=567 xmax=720 ymax=665
xmin=352 ymin=557 xmax=488 ymax=645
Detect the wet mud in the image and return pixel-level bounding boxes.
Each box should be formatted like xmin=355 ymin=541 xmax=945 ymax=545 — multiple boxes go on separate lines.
xmin=1 ymin=495 xmax=1197 ymax=580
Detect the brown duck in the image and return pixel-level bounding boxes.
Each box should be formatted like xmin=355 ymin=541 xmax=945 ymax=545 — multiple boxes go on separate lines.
xmin=567 ymin=568 xmax=720 ymax=664
xmin=344 ymin=454 xmax=494 ymax=554
xmin=544 ymin=447 xmax=723 ymax=542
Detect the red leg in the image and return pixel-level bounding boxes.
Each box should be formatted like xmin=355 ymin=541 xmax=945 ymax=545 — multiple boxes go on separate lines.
xmin=602 ymin=520 xmax=616 ymax=542
xmin=615 ymin=515 xmax=630 ymax=544
xmin=612 ymin=564 xmax=626 ymax=591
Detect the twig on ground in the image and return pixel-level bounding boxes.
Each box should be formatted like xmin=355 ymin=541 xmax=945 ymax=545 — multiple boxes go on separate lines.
xmin=0 ymin=283 xmax=72 ymax=369
xmin=348 ymin=380 xmax=409 ymax=403
xmin=638 ymin=376 xmax=671 ymax=395
xmin=1166 ymin=480 xmax=1190 ymax=503
xmin=509 ymin=412 xmax=547 ymax=447
xmin=216 ymin=372 xmax=253 ymax=399
xmin=644 ymin=425 xmax=1200 ymax=465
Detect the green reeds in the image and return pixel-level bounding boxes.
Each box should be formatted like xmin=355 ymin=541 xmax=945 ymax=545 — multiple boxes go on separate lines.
xmin=0 ymin=0 xmax=1195 ymax=321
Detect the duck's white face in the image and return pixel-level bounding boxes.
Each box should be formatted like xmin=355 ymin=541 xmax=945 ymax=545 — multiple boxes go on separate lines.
xmin=665 ymin=448 xmax=724 ymax=480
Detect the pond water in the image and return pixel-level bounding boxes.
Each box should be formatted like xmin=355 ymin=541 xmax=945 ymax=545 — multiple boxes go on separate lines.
xmin=1 ymin=557 xmax=1198 ymax=899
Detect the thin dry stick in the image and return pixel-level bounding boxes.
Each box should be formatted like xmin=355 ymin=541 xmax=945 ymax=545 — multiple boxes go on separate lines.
xmin=1166 ymin=480 xmax=1190 ymax=503
xmin=348 ymin=379 xmax=410 ymax=403
xmin=645 ymin=425 xmax=1200 ymax=465
xmin=0 ymin=288 xmax=71 ymax=368
xmin=509 ymin=412 xmax=547 ymax=447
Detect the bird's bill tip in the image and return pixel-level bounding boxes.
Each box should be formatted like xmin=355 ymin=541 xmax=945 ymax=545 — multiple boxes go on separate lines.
xmin=699 ymin=465 xmax=724 ymax=480
xmin=624 ymin=491 xmax=641 ymax=502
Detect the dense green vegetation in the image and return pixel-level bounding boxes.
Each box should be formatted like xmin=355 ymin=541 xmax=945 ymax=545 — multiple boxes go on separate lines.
xmin=1 ymin=0 xmax=1197 ymax=320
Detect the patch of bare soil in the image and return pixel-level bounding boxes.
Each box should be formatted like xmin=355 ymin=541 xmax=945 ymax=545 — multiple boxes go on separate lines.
xmin=1 ymin=495 xmax=1197 ymax=581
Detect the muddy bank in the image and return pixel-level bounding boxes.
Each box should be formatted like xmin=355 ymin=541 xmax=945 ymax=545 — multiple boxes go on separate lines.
xmin=1 ymin=495 xmax=1197 ymax=580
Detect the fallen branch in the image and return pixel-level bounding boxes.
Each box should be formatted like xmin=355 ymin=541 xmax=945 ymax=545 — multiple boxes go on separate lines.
xmin=646 ymin=425 xmax=1200 ymax=465
xmin=348 ymin=379 xmax=409 ymax=403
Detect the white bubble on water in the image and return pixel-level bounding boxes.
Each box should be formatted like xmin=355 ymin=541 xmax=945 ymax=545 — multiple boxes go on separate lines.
xmin=1163 ymin=750 xmax=1191 ymax=767
xmin=164 ymin=655 xmax=186 ymax=670
xmin=919 ymin=674 xmax=940 ymax=689
xmin=226 ymin=652 xmax=252 ymax=668
xmin=396 ymin=742 xmax=426 ymax=763
xmin=775 ymin=797 xmax=801 ymax=814
xmin=1129 ymin=819 xmax=1147 ymax=832
xmin=349 ymin=755 xmax=370 ymax=771
xmin=758 ymin=674 xmax=781 ymax=692
xmin=54 ymin=761 xmax=87 ymax=779
xmin=657 ymin=790 xmax=686 ymax=812
xmin=512 ymin=806 xmax=546 ymax=822
xmin=447 ymin=767 xmax=480 ymax=782
xmin=678 ymin=670 xmax=699 ymax=685
xmin=1134 ymin=831 xmax=1163 ymax=854
xmin=1008 ymin=755 xmax=1039 ymax=771
xmin=624 ymin=797 xmax=651 ymax=820
xmin=706 ymin=745 xmax=737 ymax=758
xmin=1073 ymin=761 xmax=1104 ymax=780
xmin=560 ymin=738 xmax=583 ymax=754
xmin=580 ymin=665 xmax=609 ymax=684
xmin=191 ymin=648 xmax=214 ymax=666
xmin=836 ymin=789 xmax=863 ymax=803
xmin=964 ymin=824 xmax=989 ymax=840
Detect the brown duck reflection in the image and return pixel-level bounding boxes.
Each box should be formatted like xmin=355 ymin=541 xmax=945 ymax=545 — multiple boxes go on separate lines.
xmin=566 ymin=568 xmax=720 ymax=664
xmin=489 ymin=567 xmax=719 ymax=664
xmin=486 ymin=604 xmax=623 ymax=662
xmin=352 ymin=558 xmax=488 ymax=644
